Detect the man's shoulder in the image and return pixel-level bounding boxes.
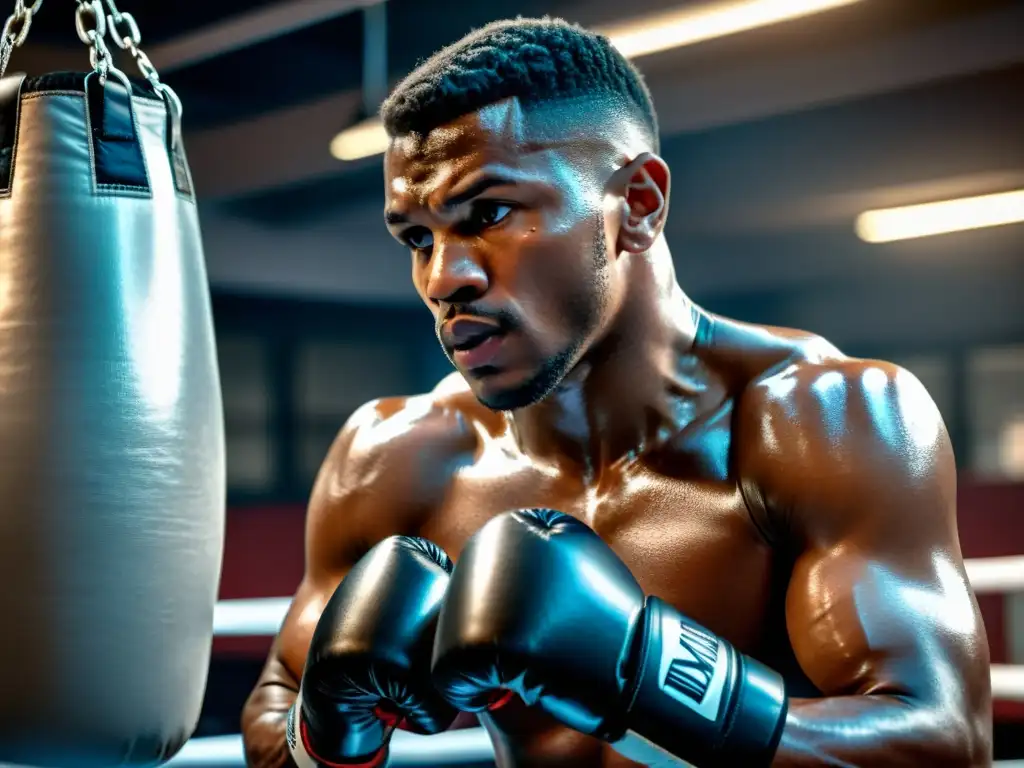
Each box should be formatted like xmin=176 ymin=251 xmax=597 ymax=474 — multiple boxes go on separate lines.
xmin=303 ymin=375 xmax=495 ymax=573
xmin=696 ymin=312 xmax=945 ymax=455
xmin=699 ymin=312 xmax=843 ymax=386
xmin=323 ymin=372 xmax=494 ymax=493
xmin=743 ymin=353 xmax=927 ymax=425
xmin=735 ymin=350 xmax=952 ymax=541
xmin=702 ymin=311 xmax=905 ymax=405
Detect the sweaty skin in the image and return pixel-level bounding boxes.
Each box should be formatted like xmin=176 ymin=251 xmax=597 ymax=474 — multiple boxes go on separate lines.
xmin=241 ymin=98 xmax=992 ymax=767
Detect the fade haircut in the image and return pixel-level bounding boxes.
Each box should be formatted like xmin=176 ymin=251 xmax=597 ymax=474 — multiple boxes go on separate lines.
xmin=380 ymin=17 xmax=660 ymax=151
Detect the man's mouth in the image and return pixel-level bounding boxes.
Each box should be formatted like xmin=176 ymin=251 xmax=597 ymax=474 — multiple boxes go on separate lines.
xmin=442 ymin=318 xmax=509 ymax=370
xmin=453 ymin=332 xmax=507 ymax=370
xmin=442 ymin=317 xmax=503 ymax=351
xmin=452 ymin=326 xmax=503 ymax=352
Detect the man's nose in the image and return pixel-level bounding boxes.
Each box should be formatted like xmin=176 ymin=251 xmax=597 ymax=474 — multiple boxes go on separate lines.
xmin=424 ymin=238 xmax=489 ymax=305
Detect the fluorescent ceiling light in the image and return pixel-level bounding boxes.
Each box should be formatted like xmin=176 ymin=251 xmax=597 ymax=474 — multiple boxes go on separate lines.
xmin=856 ymin=190 xmax=1024 ymax=243
xmin=330 ymin=0 xmax=863 ymax=160
xmin=1001 ymin=419 xmax=1024 ymax=481
xmin=329 ymin=117 xmax=389 ymax=161
xmin=603 ymin=0 xmax=863 ymax=59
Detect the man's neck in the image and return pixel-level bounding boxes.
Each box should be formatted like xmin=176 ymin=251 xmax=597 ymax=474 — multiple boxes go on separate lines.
xmin=507 ymin=284 xmax=707 ymax=486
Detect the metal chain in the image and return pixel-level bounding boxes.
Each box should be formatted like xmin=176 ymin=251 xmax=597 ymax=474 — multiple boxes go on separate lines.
xmin=0 ymin=0 xmax=43 ymax=79
xmin=101 ymin=0 xmax=161 ymax=89
xmin=75 ymin=0 xmax=113 ymax=81
xmin=0 ymin=0 xmax=163 ymax=94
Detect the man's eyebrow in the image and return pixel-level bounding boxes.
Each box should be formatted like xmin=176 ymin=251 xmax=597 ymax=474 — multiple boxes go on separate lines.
xmin=441 ymin=176 xmax=518 ymax=210
xmin=384 ymin=175 xmax=520 ymax=227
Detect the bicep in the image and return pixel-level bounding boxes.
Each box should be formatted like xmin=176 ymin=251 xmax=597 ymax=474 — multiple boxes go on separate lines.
xmin=786 ymin=542 xmax=984 ymax=704
xmin=241 ymin=543 xmax=348 ymax=755
xmin=746 ymin=361 xmax=989 ymax=705
xmin=269 ymin=410 xmax=380 ymax=682
xmin=271 ymin=578 xmax=338 ymax=683
xmin=267 ymin=524 xmax=356 ymax=684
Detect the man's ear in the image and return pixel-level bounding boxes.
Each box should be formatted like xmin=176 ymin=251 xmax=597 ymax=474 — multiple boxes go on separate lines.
xmin=608 ymin=153 xmax=671 ymax=255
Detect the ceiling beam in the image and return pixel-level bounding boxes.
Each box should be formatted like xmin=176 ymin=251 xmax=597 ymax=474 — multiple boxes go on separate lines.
xmin=183 ymin=2 xmax=1024 ymax=201
xmin=7 ymin=0 xmax=381 ymax=76
xmin=188 ymin=89 xmax=367 ymax=199
xmin=651 ymin=2 xmax=1024 ymax=138
xmin=149 ymin=0 xmax=383 ymax=73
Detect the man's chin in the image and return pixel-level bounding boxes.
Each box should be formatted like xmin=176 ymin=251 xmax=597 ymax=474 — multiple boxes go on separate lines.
xmin=462 ymin=371 xmax=524 ymax=412
xmin=465 ymin=365 xmax=563 ymax=412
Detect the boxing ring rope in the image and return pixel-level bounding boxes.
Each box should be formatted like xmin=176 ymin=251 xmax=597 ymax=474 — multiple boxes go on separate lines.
xmin=169 ymin=555 xmax=1024 ymax=767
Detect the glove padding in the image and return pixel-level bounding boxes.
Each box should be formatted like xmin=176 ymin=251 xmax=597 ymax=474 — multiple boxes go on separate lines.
xmin=431 ymin=509 xmax=787 ymax=768
xmin=291 ymin=536 xmax=458 ymax=767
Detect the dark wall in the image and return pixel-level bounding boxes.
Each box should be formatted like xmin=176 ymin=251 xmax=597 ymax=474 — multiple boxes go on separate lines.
xmin=212 ymin=291 xmax=454 ymax=504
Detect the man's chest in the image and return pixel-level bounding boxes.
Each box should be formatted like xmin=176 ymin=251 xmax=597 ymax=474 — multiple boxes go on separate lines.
xmin=422 ymin=451 xmax=778 ymax=653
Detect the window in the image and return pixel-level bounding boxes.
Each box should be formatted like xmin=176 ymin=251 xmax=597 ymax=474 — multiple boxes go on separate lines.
xmin=294 ymin=340 xmax=414 ymax=486
xmin=218 ymin=335 xmax=275 ymax=493
xmin=967 ymin=345 xmax=1024 ymax=480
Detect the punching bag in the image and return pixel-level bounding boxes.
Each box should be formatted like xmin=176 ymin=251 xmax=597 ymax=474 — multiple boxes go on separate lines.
xmin=0 ymin=3 xmax=225 ymax=766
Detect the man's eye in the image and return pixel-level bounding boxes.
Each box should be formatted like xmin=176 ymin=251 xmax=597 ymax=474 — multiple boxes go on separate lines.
xmin=467 ymin=201 xmax=513 ymax=231
xmin=405 ymin=228 xmax=433 ymax=250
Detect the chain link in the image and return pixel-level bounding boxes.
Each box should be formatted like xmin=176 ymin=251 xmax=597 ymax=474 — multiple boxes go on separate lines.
xmin=0 ymin=0 xmax=43 ymax=79
xmin=0 ymin=0 xmax=164 ymax=94
xmin=102 ymin=0 xmax=161 ymax=89
xmin=75 ymin=0 xmax=112 ymax=80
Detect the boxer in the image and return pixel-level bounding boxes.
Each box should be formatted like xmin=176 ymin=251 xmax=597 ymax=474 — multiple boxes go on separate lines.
xmin=242 ymin=17 xmax=992 ymax=767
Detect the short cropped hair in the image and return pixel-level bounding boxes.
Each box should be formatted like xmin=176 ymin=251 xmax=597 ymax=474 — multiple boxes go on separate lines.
xmin=380 ymin=17 xmax=659 ymax=150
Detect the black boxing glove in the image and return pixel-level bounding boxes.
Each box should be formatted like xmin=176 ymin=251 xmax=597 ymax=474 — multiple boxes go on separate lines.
xmin=287 ymin=536 xmax=458 ymax=767
xmin=431 ymin=509 xmax=787 ymax=768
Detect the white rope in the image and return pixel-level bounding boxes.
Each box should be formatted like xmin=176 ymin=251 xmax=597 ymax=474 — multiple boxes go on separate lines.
xmin=992 ymin=664 xmax=1024 ymax=702
xmin=964 ymin=556 xmax=1024 ymax=594
xmin=166 ymin=731 xmax=1024 ymax=767
xmin=214 ymin=597 xmax=292 ymax=636
xmin=166 ymin=728 xmax=494 ymax=767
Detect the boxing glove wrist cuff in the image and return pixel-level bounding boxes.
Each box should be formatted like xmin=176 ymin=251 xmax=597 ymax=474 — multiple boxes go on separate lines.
xmin=286 ymin=693 xmax=319 ymax=768
xmin=617 ymin=597 xmax=788 ymax=768
xmin=286 ymin=690 xmax=390 ymax=768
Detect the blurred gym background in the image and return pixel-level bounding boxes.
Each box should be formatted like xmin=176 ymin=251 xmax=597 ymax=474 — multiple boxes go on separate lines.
xmin=13 ymin=0 xmax=1024 ymax=762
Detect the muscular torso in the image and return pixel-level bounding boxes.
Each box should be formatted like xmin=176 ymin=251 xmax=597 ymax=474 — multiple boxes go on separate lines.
xmin=419 ymin=410 xmax=804 ymax=766
xmin=296 ymin=313 xmax=827 ymax=767
xmin=250 ymin=310 xmax=987 ymax=768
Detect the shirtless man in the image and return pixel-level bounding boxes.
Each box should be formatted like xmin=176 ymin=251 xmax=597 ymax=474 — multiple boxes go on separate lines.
xmin=241 ymin=17 xmax=992 ymax=767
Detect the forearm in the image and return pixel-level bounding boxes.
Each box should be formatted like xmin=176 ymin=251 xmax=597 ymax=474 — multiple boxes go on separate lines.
xmin=774 ymin=695 xmax=974 ymax=767
xmin=242 ymin=668 xmax=300 ymax=768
